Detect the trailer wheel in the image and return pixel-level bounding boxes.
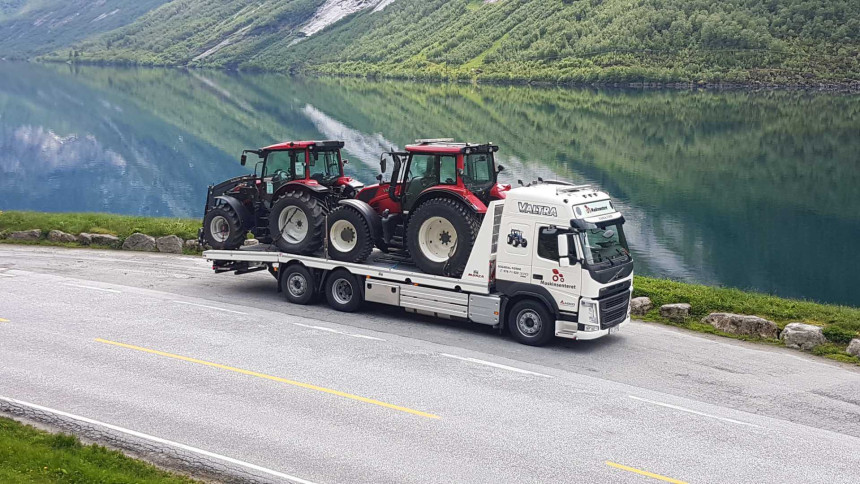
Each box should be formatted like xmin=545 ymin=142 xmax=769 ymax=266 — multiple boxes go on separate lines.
xmin=507 ymin=299 xmax=555 ymax=346
xmin=281 ymin=264 xmax=316 ymax=305
xmin=325 ymin=269 xmax=362 ymax=312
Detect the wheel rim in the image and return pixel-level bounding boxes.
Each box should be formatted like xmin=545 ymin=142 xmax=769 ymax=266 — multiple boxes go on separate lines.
xmin=332 ymin=278 xmax=353 ymax=305
xmin=278 ymin=206 xmax=309 ymax=244
xmin=287 ymin=273 xmax=307 ymax=298
xmin=516 ymin=309 xmax=542 ymax=337
xmin=417 ymin=216 xmax=457 ymax=263
xmin=330 ymin=219 xmax=357 ymax=254
xmin=210 ymin=215 xmax=229 ymax=243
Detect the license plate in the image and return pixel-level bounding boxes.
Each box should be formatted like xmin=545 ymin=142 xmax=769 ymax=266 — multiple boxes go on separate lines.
xmin=609 ymin=326 xmax=620 ymax=334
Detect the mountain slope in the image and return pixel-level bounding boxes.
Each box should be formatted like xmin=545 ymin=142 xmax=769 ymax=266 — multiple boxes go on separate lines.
xmin=0 ymin=0 xmax=169 ymax=57
xmin=44 ymin=0 xmax=860 ymax=83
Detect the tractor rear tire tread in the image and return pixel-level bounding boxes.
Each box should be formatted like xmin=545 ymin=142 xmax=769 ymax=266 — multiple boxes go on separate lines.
xmin=407 ymin=198 xmax=481 ymax=278
xmin=269 ymin=191 xmax=326 ymax=255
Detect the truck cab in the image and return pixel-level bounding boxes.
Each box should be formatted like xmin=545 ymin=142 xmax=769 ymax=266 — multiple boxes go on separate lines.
xmin=495 ymin=183 xmax=633 ymax=340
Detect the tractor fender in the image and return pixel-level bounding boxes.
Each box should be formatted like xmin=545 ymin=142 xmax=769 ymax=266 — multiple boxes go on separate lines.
xmin=337 ymin=199 xmax=384 ymax=247
xmin=273 ymin=181 xmax=330 ymax=200
xmin=411 ymin=187 xmax=487 ymax=216
xmin=213 ymin=195 xmax=254 ymax=230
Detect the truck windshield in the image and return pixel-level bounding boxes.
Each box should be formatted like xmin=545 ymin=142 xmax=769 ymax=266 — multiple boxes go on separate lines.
xmin=463 ymin=153 xmax=495 ymax=191
xmin=577 ymin=220 xmax=630 ymax=268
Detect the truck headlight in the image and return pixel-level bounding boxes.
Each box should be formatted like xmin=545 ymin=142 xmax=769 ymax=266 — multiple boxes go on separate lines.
xmin=581 ymin=300 xmax=599 ymax=325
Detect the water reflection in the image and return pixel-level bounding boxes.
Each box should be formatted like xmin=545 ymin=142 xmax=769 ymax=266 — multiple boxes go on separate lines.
xmin=1 ymin=62 xmax=858 ymax=306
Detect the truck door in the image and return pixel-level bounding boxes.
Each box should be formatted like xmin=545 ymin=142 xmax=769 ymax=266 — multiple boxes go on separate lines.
xmin=530 ymin=226 xmax=582 ymax=314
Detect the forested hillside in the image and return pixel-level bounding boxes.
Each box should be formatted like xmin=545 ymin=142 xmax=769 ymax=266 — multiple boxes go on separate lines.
xmin=0 ymin=0 xmax=169 ymax=57
xmin=31 ymin=0 xmax=860 ymax=84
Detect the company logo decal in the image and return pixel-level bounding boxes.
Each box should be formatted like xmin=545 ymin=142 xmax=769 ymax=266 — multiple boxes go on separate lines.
xmin=517 ymin=202 xmax=557 ymax=217
xmin=506 ymin=229 xmax=528 ymax=248
xmin=552 ymin=269 xmax=565 ymax=282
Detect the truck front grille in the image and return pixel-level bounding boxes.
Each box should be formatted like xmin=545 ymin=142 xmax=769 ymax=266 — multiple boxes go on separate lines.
xmin=599 ymin=291 xmax=630 ymax=329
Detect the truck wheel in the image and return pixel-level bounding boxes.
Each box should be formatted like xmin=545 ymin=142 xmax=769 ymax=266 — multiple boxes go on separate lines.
xmin=407 ymin=198 xmax=481 ymax=278
xmin=281 ymin=264 xmax=316 ymax=305
xmin=327 ymin=206 xmax=373 ymax=263
xmin=325 ymin=269 xmax=362 ymax=312
xmin=269 ymin=191 xmax=325 ymax=255
xmin=508 ymin=299 xmax=555 ymax=346
xmin=203 ymin=205 xmax=246 ymax=250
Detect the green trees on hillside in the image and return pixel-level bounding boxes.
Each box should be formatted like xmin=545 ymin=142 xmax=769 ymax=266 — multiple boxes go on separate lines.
xmin=36 ymin=0 xmax=860 ymax=84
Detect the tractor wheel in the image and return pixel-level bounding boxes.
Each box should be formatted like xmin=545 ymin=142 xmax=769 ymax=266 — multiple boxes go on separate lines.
xmin=407 ymin=198 xmax=481 ymax=278
xmin=269 ymin=191 xmax=326 ymax=255
xmin=327 ymin=206 xmax=374 ymax=263
xmin=202 ymin=205 xmax=246 ymax=250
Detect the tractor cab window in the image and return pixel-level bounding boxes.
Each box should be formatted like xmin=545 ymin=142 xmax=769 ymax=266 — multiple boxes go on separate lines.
xmin=264 ymin=150 xmax=300 ymax=183
xmin=464 ymin=153 xmax=495 ymax=192
xmin=309 ymin=150 xmax=341 ymax=182
xmin=402 ymin=154 xmax=456 ymax=210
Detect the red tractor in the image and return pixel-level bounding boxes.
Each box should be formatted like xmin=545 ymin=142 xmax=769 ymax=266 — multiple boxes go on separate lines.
xmin=200 ymin=140 xmax=362 ymax=252
xmin=325 ymin=140 xmax=510 ymax=277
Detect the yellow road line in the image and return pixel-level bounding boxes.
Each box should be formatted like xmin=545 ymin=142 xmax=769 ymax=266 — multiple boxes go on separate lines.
xmin=606 ymin=461 xmax=688 ymax=484
xmin=94 ymin=338 xmax=440 ymax=420
xmin=0 ymin=318 xmax=9 ymax=323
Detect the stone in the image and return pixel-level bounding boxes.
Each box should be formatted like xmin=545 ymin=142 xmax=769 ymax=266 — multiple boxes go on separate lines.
xmin=244 ymin=238 xmax=259 ymax=246
xmin=156 ymin=235 xmax=184 ymax=254
xmin=90 ymin=234 xmax=120 ymax=247
xmin=122 ymin=233 xmax=156 ymax=251
xmin=47 ymin=230 xmax=77 ymax=243
xmin=630 ymin=297 xmax=653 ymax=316
xmin=780 ymin=322 xmax=826 ymax=351
xmin=184 ymin=239 xmax=201 ymax=251
xmin=78 ymin=233 xmax=93 ymax=245
xmin=660 ymin=303 xmax=691 ymax=322
xmin=847 ymin=339 xmax=860 ymax=358
xmin=703 ymin=313 xmax=779 ymax=339
xmin=9 ymin=229 xmax=41 ymax=241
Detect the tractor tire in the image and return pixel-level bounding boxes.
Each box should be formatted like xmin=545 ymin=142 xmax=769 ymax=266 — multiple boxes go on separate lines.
xmin=407 ymin=198 xmax=481 ymax=278
xmin=202 ymin=205 xmax=246 ymax=250
xmin=269 ymin=191 xmax=326 ymax=255
xmin=327 ymin=206 xmax=374 ymax=263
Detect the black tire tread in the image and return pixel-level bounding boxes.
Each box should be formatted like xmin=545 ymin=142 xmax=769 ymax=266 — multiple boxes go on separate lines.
xmin=269 ymin=190 xmax=327 ymax=255
xmin=407 ymin=198 xmax=482 ymax=278
xmin=202 ymin=205 xmax=246 ymax=250
xmin=327 ymin=206 xmax=374 ymax=263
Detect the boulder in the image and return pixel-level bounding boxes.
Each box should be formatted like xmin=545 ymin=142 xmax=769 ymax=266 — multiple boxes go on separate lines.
xmin=660 ymin=303 xmax=691 ymax=322
xmin=9 ymin=229 xmax=41 ymax=241
xmin=155 ymin=235 xmax=183 ymax=254
xmin=780 ymin=322 xmax=826 ymax=351
xmin=90 ymin=234 xmax=120 ymax=247
xmin=630 ymin=297 xmax=653 ymax=316
xmin=184 ymin=239 xmax=201 ymax=252
xmin=122 ymin=233 xmax=156 ymax=251
xmin=703 ymin=313 xmax=779 ymax=339
xmin=78 ymin=233 xmax=93 ymax=245
xmin=244 ymin=238 xmax=259 ymax=247
xmin=847 ymin=339 xmax=860 ymax=358
xmin=47 ymin=230 xmax=77 ymax=243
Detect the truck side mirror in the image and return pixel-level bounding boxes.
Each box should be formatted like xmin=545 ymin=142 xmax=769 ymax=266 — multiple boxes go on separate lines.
xmin=240 ymin=154 xmax=247 ymax=166
xmin=558 ymin=233 xmax=568 ymax=266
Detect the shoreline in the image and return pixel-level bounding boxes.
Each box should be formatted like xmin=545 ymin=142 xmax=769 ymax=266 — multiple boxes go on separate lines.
xmin=13 ymin=58 xmax=859 ymax=92
xmin=2 ymin=210 xmax=858 ymax=365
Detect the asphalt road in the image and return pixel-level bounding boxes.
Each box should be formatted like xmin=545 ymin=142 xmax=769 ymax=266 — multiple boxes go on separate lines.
xmin=1 ymin=245 xmax=858 ymax=483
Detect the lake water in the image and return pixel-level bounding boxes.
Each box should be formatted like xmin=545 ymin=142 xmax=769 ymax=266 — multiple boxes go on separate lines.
xmin=1 ymin=62 xmax=858 ymax=306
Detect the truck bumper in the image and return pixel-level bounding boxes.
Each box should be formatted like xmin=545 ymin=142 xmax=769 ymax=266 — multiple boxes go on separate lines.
xmin=555 ymin=317 xmax=630 ymax=341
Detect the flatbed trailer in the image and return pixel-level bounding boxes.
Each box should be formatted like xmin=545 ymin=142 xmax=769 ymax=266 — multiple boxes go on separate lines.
xmin=204 ymin=185 xmax=634 ymax=346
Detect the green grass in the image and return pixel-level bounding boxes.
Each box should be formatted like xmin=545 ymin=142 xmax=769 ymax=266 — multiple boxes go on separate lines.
xmin=0 ymin=417 xmax=196 ymax=483
xmin=0 ymin=211 xmax=201 ymax=240
xmin=633 ymin=275 xmax=860 ymax=364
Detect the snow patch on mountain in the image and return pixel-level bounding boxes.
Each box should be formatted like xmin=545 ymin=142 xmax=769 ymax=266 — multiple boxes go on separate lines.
xmin=300 ymin=0 xmax=394 ymax=37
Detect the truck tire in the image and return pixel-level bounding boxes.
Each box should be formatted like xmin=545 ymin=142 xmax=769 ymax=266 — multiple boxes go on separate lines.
xmin=324 ymin=269 xmax=362 ymax=312
xmin=327 ymin=206 xmax=373 ymax=263
xmin=269 ymin=191 xmax=325 ymax=255
xmin=507 ymin=299 xmax=555 ymax=346
xmin=407 ymin=198 xmax=481 ymax=278
xmin=202 ymin=205 xmax=246 ymax=250
xmin=281 ymin=264 xmax=316 ymax=305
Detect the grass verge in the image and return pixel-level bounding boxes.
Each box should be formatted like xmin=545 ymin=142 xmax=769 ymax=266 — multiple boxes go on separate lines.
xmin=634 ymin=276 xmax=860 ymax=364
xmin=0 ymin=417 xmax=195 ymax=483
xmin=0 ymin=211 xmax=200 ymax=240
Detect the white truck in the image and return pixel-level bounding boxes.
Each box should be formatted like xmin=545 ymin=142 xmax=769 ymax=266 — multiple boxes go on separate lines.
xmin=204 ymin=183 xmax=633 ymax=346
